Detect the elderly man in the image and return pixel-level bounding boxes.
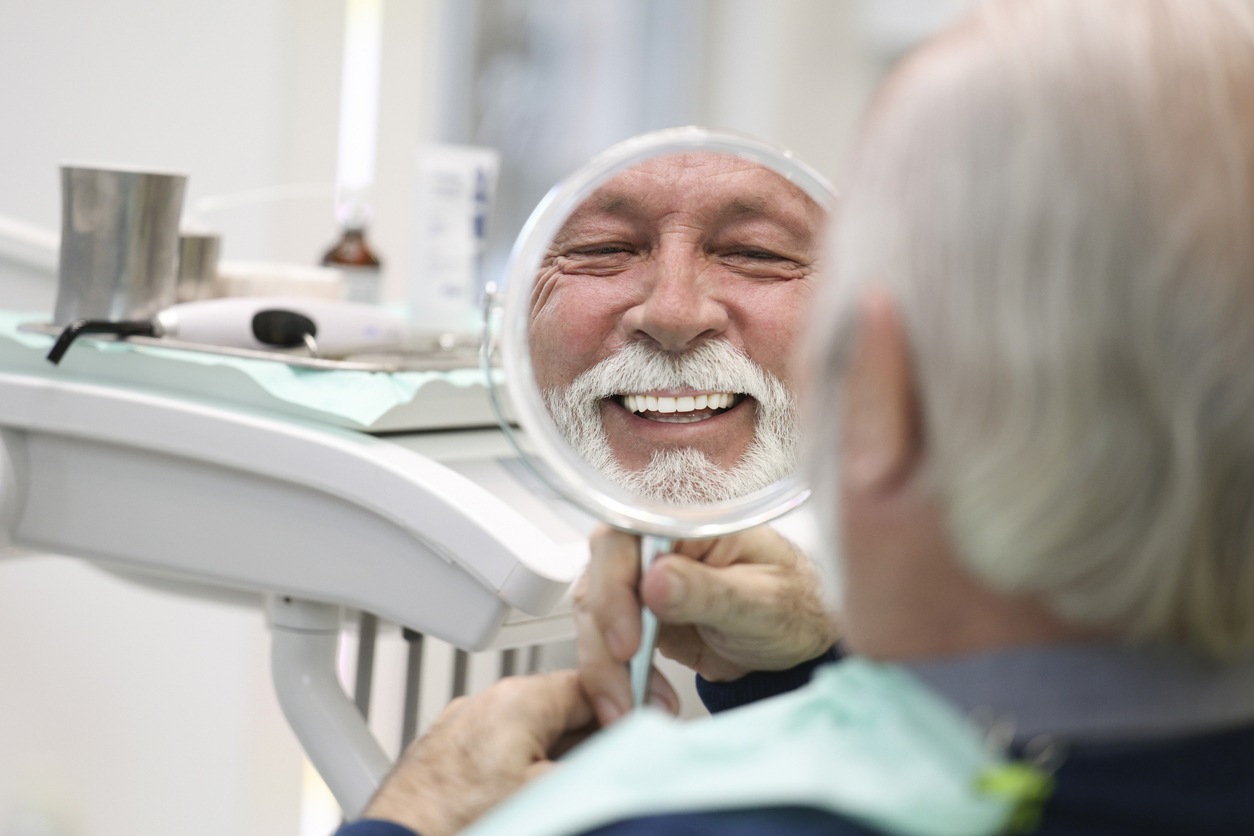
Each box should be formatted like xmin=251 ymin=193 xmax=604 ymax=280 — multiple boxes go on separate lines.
xmin=531 ymin=153 xmax=824 ymax=505
xmin=343 ymin=0 xmax=1254 ymax=833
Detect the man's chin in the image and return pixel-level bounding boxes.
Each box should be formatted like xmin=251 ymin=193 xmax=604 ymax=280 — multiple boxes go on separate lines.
xmin=611 ymin=447 xmax=749 ymax=506
xmin=595 ymin=415 xmax=798 ymax=505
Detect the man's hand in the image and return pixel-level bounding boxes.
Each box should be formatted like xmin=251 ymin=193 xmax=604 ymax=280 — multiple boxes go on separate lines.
xmin=363 ymin=671 xmax=596 ymax=836
xmin=575 ymin=524 xmax=839 ymax=726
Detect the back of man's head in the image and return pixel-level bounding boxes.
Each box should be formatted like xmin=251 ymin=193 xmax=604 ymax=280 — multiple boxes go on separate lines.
xmin=813 ymin=0 xmax=1254 ymax=657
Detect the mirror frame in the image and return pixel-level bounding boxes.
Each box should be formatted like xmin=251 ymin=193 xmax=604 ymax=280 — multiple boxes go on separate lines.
xmin=485 ymin=126 xmax=835 ymax=538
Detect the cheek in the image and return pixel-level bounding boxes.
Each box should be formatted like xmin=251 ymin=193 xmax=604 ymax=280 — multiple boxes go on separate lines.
xmin=728 ymin=280 xmax=813 ymax=383
xmin=529 ymin=281 xmax=630 ymax=390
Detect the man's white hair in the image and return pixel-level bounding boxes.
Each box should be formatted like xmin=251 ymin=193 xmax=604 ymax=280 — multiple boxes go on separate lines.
xmin=546 ymin=340 xmax=798 ymax=506
xmin=811 ymin=0 xmax=1254 ymax=657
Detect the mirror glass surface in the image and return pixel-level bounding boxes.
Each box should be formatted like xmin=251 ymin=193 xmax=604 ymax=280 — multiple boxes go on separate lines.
xmin=487 ymin=128 xmax=834 ymax=538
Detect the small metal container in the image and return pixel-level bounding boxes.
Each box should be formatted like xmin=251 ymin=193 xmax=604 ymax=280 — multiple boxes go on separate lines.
xmin=176 ymin=232 xmax=221 ymax=302
xmin=53 ymin=164 xmax=188 ymax=326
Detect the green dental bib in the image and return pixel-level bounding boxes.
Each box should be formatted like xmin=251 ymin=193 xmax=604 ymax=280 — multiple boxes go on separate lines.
xmin=463 ymin=659 xmax=1047 ymax=836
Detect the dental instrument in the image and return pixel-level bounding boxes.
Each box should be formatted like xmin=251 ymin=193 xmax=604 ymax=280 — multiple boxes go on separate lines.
xmin=46 ymin=296 xmax=409 ymax=364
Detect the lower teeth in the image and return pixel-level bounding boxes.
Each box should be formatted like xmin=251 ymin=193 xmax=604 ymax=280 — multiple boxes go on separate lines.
xmin=643 ymin=412 xmax=718 ymax=423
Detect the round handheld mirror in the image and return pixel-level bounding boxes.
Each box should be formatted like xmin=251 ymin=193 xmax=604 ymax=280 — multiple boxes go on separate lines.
xmin=485 ymin=127 xmax=834 ymax=704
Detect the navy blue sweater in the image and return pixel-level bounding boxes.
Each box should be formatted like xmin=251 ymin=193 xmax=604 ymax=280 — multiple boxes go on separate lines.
xmin=340 ymin=648 xmax=1254 ymax=836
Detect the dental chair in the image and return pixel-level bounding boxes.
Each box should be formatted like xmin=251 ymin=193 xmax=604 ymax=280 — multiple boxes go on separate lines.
xmin=0 ymin=338 xmax=591 ymax=817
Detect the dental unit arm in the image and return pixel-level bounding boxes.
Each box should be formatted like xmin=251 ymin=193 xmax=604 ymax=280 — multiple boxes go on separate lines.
xmin=0 ymin=371 xmax=587 ymax=818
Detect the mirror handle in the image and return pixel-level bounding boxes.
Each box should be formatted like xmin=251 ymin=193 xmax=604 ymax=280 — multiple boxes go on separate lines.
xmin=630 ymin=534 xmax=673 ymax=708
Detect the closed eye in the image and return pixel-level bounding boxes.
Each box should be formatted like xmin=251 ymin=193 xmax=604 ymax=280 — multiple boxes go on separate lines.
xmin=556 ymin=242 xmax=644 ymax=276
xmin=731 ymin=249 xmax=788 ymax=261
xmin=716 ymin=248 xmax=810 ymax=280
xmin=572 ymin=244 xmax=636 ymax=256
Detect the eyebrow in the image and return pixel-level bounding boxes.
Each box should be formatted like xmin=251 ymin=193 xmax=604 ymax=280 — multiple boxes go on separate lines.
xmin=709 ymin=197 xmax=818 ymax=247
xmin=573 ymin=193 xmax=643 ymax=222
xmin=548 ymin=193 xmax=645 ymax=249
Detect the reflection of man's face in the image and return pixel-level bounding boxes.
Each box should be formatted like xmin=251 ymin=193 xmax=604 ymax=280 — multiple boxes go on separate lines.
xmin=530 ymin=153 xmax=823 ymax=504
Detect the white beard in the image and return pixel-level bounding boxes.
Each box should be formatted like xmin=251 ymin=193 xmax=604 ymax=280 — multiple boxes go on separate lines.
xmin=543 ymin=340 xmax=799 ymax=506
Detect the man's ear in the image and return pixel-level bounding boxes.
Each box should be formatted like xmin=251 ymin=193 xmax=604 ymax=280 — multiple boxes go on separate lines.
xmin=841 ymin=289 xmax=921 ymax=492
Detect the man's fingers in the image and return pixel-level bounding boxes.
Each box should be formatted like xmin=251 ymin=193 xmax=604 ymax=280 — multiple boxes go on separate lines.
xmin=657 ymin=624 xmax=750 ymax=682
xmin=487 ymin=671 xmax=596 ymax=754
xmin=641 ymin=555 xmax=777 ymax=631
xmin=575 ymin=604 xmax=633 ymax=725
xmin=365 ymin=671 xmax=598 ymax=836
xmin=549 ymin=719 xmax=599 ymax=760
xmin=670 ymin=537 xmax=716 ymax=562
xmin=529 ymin=670 xmax=598 ymax=745
xmin=670 ymin=527 xmax=802 ymax=570
xmin=580 ymin=526 xmax=644 ymax=660
xmin=576 ymin=526 xmax=646 ymax=725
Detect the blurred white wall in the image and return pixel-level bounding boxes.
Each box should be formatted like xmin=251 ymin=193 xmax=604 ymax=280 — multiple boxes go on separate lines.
xmin=0 ymin=556 xmax=305 ymax=836
xmin=0 ymin=0 xmax=296 ymax=263
xmin=701 ymin=0 xmax=877 ymax=190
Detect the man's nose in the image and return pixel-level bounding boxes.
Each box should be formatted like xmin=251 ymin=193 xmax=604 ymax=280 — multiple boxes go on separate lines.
xmin=622 ymin=249 xmax=728 ymax=353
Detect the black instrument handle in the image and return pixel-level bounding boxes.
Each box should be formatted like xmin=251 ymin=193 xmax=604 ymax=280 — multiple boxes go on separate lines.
xmin=46 ymin=318 xmax=158 ymax=365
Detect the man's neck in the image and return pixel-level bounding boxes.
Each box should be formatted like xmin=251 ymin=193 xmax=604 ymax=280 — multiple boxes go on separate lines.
xmin=839 ymin=498 xmax=1100 ymax=660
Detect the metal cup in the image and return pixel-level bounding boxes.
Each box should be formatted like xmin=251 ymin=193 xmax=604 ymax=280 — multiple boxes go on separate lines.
xmin=176 ymin=232 xmax=221 ymax=302
xmin=53 ymin=164 xmax=188 ymax=326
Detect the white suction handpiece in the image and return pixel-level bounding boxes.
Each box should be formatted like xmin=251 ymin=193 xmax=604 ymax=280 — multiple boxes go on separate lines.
xmin=154 ymin=297 xmax=406 ymax=356
xmin=629 ymin=534 xmax=673 ymax=708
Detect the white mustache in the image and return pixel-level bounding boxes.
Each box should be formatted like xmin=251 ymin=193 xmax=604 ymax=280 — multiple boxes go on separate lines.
xmin=544 ymin=340 xmax=800 ymax=505
xmin=563 ymin=340 xmax=788 ymax=407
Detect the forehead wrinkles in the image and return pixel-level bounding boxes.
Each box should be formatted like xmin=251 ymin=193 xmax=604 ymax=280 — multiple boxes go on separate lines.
xmin=554 ymin=155 xmax=821 ymax=246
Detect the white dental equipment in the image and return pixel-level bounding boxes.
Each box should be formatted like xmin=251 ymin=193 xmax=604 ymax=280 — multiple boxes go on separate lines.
xmin=154 ymin=296 xmax=406 ymax=355
xmin=0 ymin=346 xmax=592 ymax=817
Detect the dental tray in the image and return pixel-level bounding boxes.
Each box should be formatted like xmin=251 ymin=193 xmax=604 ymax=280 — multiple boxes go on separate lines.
xmin=1 ymin=313 xmax=503 ymax=434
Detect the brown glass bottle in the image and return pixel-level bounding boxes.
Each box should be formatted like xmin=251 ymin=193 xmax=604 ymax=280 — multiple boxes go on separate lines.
xmin=322 ymin=227 xmax=383 ymax=303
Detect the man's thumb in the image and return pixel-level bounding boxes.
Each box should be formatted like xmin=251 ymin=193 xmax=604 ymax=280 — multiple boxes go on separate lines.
xmin=642 ymin=556 xmax=759 ymax=628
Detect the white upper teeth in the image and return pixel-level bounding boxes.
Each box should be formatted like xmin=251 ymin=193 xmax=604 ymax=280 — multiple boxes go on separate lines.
xmin=622 ymin=393 xmax=738 ymax=413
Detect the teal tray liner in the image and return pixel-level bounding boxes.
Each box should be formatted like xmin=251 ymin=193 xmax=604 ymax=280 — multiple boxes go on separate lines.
xmin=0 ymin=311 xmax=498 ymax=432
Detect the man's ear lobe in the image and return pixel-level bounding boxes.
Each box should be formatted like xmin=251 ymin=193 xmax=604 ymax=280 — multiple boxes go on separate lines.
xmin=841 ymin=289 xmax=922 ymax=491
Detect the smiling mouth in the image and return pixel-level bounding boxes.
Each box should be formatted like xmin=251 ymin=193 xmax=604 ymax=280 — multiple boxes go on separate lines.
xmin=613 ymin=392 xmax=747 ymax=423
